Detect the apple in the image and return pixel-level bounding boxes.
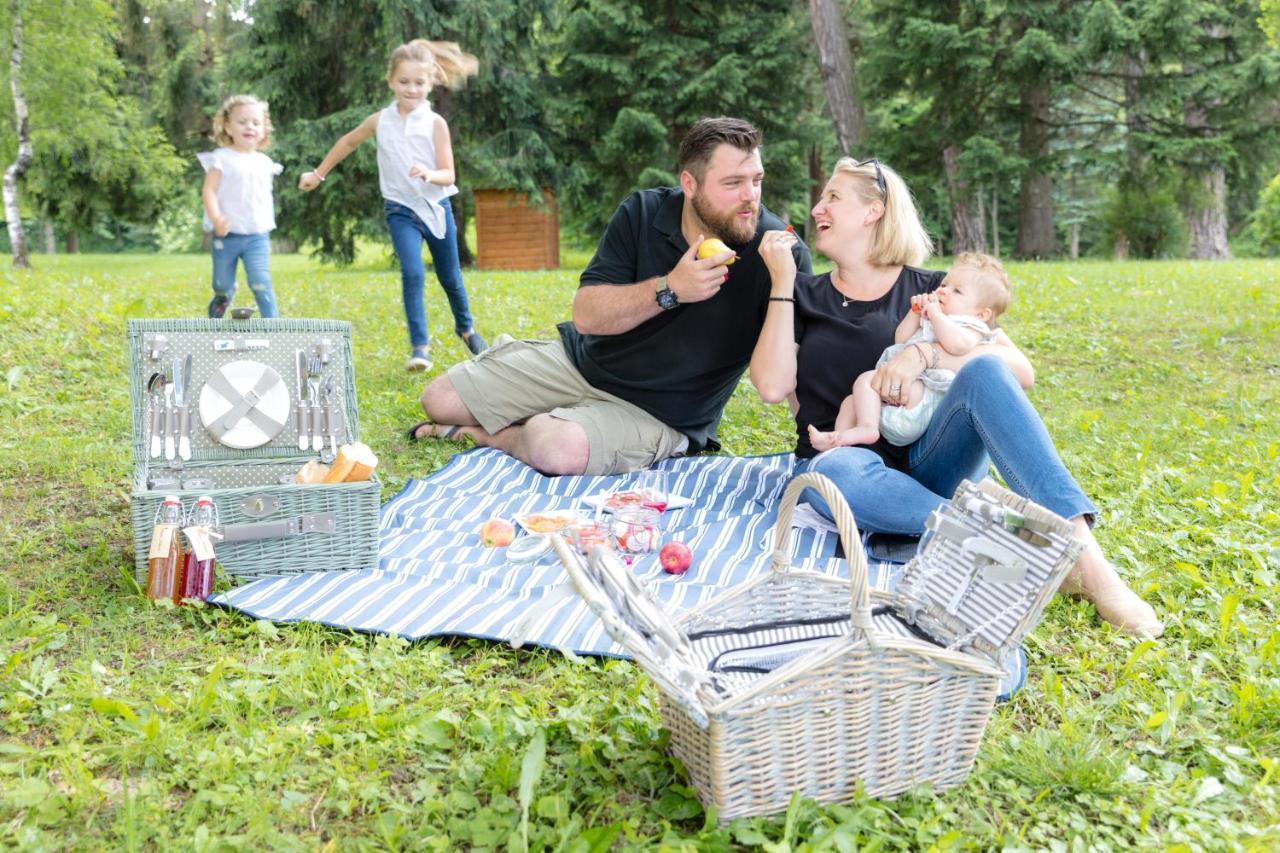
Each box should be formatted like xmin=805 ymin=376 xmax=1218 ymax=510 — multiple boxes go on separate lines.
xmin=659 ymin=541 xmax=693 ymax=574
xmin=697 ymin=237 xmax=736 ymax=265
xmin=479 ymin=518 xmax=515 ymax=548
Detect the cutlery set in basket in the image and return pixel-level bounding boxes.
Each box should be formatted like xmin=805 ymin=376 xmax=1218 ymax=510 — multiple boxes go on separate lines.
xmin=128 ymin=318 xmax=380 ymax=584
xmin=553 ymin=472 xmax=1084 ymax=821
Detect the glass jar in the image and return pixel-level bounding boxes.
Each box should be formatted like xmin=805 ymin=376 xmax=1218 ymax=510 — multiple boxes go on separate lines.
xmin=566 ymin=520 xmax=611 ymax=554
xmin=612 ymin=506 xmax=661 ymax=554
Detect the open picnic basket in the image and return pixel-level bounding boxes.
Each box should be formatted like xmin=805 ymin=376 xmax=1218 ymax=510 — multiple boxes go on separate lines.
xmin=126 ymin=318 xmax=380 ymax=584
xmin=551 ymin=473 xmax=1084 ymax=821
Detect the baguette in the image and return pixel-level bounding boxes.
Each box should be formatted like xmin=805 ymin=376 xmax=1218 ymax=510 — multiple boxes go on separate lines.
xmin=295 ymin=460 xmax=332 ymax=485
xmin=323 ymin=442 xmax=378 ymax=483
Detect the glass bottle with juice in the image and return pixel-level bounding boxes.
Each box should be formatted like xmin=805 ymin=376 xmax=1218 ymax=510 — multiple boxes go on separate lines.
xmin=145 ymin=496 xmax=184 ymax=602
xmin=181 ymin=496 xmax=218 ymax=602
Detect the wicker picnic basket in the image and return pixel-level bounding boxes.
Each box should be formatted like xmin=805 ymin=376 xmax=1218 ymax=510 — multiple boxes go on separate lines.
xmin=127 ymin=318 xmax=380 ymax=583
xmin=552 ymin=473 xmax=1084 ymax=821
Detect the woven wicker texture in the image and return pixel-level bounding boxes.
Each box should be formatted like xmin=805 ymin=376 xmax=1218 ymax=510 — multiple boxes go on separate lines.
xmin=127 ymin=319 xmax=379 ymax=583
xmin=556 ymin=472 xmax=1083 ymax=822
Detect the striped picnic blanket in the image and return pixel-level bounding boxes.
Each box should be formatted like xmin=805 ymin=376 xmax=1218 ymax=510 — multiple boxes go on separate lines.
xmin=212 ymin=448 xmax=1025 ymax=694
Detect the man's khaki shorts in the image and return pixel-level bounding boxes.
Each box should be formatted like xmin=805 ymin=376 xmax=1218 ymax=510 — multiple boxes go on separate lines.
xmin=445 ymin=335 xmax=688 ymax=475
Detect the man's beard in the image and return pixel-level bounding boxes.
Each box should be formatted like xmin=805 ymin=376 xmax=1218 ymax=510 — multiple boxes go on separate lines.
xmin=692 ymin=189 xmax=759 ymax=248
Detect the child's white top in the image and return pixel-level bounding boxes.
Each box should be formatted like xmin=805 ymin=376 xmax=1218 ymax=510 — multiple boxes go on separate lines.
xmin=914 ymin=314 xmax=994 ymax=345
xmin=376 ymin=101 xmax=458 ymax=239
xmin=196 ymin=148 xmax=283 ymax=235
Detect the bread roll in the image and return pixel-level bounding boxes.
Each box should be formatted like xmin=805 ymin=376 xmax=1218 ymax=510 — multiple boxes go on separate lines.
xmin=295 ymin=460 xmax=332 ymax=485
xmin=323 ymin=442 xmax=378 ymax=483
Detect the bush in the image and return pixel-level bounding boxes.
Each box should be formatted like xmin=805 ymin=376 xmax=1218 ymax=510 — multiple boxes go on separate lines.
xmin=1100 ymin=171 xmax=1186 ymax=258
xmin=1250 ymin=172 xmax=1280 ymax=256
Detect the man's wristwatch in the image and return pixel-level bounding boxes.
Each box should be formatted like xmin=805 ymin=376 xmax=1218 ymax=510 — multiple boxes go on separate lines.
xmin=655 ymin=276 xmax=679 ymax=311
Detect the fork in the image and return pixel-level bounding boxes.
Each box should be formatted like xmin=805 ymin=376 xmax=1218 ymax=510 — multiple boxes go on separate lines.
xmin=307 ymin=355 xmax=324 ymax=452
xmin=163 ymin=361 xmax=176 ymax=461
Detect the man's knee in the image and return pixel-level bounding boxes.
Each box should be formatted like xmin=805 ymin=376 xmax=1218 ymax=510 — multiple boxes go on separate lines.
xmin=420 ymin=375 xmax=468 ymax=421
xmin=521 ymin=415 xmax=589 ymax=476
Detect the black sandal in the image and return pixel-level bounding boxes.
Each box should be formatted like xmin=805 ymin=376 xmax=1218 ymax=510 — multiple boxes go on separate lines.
xmin=406 ymin=421 xmax=465 ymax=442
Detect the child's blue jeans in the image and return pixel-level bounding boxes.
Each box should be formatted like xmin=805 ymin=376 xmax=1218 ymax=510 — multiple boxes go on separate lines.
xmin=209 ymin=232 xmax=278 ymax=318
xmin=384 ymin=200 xmax=474 ymax=348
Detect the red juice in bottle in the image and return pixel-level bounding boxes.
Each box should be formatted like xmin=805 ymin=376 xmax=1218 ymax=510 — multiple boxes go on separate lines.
xmin=181 ymin=496 xmax=218 ymax=602
xmin=145 ymin=496 xmax=184 ymax=602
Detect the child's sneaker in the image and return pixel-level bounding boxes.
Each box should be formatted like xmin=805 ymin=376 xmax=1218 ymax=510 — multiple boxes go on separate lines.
xmin=459 ymin=330 xmax=489 ymax=356
xmin=404 ymin=345 xmax=433 ymax=372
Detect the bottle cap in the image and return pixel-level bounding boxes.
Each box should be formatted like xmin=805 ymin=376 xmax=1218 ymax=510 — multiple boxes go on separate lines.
xmin=162 ymin=495 xmax=181 ymax=505
xmin=196 ymin=496 xmax=214 ymax=506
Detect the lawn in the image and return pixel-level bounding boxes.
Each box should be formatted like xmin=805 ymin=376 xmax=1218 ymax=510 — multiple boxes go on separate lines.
xmin=0 ymin=251 xmax=1277 ymax=850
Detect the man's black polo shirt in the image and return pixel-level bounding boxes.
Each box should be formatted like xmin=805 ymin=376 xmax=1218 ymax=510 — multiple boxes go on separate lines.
xmin=557 ymin=186 xmax=812 ymax=453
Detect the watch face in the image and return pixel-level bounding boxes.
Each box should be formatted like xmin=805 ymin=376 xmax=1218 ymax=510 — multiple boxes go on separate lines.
xmin=657 ymin=288 xmax=679 ymax=310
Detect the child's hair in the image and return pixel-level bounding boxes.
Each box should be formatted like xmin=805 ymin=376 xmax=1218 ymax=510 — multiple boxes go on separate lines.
xmin=952 ymin=251 xmax=1012 ymax=319
xmin=387 ymin=39 xmax=479 ymax=89
xmin=212 ymin=95 xmax=272 ymax=149
xmin=831 ymin=157 xmax=933 ymax=268
xmin=678 ymin=117 xmax=763 ymax=182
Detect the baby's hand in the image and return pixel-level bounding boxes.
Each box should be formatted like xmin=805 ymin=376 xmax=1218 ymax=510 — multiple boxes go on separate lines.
xmin=408 ymin=163 xmax=432 ymax=182
xmin=910 ymin=294 xmax=929 ymax=313
xmin=807 ymin=424 xmax=838 ymax=452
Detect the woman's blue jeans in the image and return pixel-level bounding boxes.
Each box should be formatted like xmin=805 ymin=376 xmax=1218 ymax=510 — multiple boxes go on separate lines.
xmin=384 ymin=200 xmax=474 ymax=348
xmin=795 ymin=355 xmax=1098 ymax=533
xmin=209 ymin=232 xmax=278 ymax=318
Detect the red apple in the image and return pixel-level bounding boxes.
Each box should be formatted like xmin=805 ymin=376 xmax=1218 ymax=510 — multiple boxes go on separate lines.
xmin=659 ymin=541 xmax=693 ymax=574
xmin=479 ymin=518 xmax=515 ymax=547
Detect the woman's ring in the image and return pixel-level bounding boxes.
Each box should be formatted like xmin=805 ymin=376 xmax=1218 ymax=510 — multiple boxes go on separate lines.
xmin=890 ymin=383 xmax=902 ymax=392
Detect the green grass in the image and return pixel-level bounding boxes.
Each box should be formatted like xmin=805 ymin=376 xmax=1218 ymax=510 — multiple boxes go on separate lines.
xmin=1 ymin=251 xmax=1278 ymax=849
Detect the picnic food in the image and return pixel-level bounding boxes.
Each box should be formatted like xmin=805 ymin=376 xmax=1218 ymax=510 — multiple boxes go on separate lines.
xmin=295 ymin=460 xmax=332 ymax=484
xmin=659 ymin=540 xmax=693 ymax=574
xmin=480 ymin=518 xmax=516 ymax=547
xmin=612 ymin=506 xmax=660 ymax=553
xmin=604 ymin=490 xmax=646 ymax=509
xmin=519 ymin=512 xmax=578 ymax=534
xmin=697 ymin=237 xmax=736 ymax=265
xmin=323 ymin=442 xmax=378 ymax=483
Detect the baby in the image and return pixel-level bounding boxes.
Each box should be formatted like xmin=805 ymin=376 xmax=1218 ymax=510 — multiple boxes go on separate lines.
xmin=810 ymin=252 xmax=1012 ymax=451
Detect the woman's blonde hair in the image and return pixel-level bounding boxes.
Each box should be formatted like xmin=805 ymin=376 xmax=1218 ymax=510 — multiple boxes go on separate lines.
xmin=213 ymin=95 xmax=272 ymax=149
xmin=387 ymin=39 xmax=479 ymax=89
xmin=831 ymin=157 xmax=933 ymax=267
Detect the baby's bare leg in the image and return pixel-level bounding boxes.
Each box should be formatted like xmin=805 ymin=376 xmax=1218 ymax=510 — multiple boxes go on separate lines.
xmin=809 ymin=372 xmax=880 ymax=450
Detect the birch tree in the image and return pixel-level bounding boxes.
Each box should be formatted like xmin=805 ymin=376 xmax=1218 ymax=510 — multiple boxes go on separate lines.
xmin=3 ymin=0 xmax=32 ymax=268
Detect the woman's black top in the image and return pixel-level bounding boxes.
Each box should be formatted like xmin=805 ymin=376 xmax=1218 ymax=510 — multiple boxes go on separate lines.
xmin=792 ymin=266 xmax=945 ymax=463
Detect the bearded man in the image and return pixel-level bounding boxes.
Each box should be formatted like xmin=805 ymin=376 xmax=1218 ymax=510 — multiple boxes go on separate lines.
xmin=410 ymin=116 xmax=813 ymax=475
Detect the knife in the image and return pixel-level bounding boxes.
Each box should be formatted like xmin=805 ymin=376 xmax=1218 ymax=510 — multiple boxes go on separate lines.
xmin=176 ymin=353 xmax=193 ymax=461
xmin=163 ymin=360 xmax=177 ymax=461
xmin=295 ymin=349 xmax=309 ymax=451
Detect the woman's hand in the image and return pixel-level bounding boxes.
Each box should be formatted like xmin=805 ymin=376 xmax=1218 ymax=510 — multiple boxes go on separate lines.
xmin=212 ymin=215 xmax=231 ymax=238
xmin=871 ymin=346 xmax=927 ymax=406
xmin=298 ymin=171 xmax=323 ymax=192
xmin=759 ymin=230 xmax=797 ymax=287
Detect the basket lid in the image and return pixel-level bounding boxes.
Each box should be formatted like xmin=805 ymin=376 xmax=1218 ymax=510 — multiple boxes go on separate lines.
xmin=893 ymin=479 xmax=1084 ymax=663
xmin=548 ymin=535 xmax=713 ymax=728
xmin=127 ymin=318 xmax=361 ymax=465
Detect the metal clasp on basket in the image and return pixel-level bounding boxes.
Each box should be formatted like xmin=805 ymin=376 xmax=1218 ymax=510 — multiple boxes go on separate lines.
xmin=217 ymin=512 xmax=337 ymax=543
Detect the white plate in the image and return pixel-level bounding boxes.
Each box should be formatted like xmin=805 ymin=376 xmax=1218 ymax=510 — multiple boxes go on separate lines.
xmin=514 ymin=510 xmax=584 ymax=535
xmin=579 ymin=490 xmax=694 ymax=513
xmin=198 ymin=360 xmax=289 ymax=449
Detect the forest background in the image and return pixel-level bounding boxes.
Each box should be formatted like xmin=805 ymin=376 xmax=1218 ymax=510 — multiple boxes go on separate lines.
xmin=3 ymin=0 xmax=1280 ymax=267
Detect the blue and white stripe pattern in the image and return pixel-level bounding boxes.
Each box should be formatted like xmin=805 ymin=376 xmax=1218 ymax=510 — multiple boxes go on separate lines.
xmin=212 ymin=448 xmax=1026 ymax=697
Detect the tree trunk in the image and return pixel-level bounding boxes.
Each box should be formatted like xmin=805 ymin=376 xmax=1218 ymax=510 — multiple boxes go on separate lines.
xmin=42 ymin=219 xmax=54 ymax=254
xmin=1069 ymin=222 xmax=1080 ymax=260
xmin=1186 ymin=166 xmax=1231 ymax=259
xmin=66 ymin=231 xmax=79 ymax=253
xmin=1183 ymin=97 xmax=1231 ymax=259
xmin=4 ymin=0 xmax=33 ymax=269
xmin=990 ymin=187 xmax=999 ymax=257
xmin=1015 ymin=82 xmax=1056 ymax=258
xmin=943 ymin=145 xmax=986 ymax=253
xmin=809 ymin=0 xmax=864 ymax=154
xmin=452 ymin=195 xmax=474 ymax=268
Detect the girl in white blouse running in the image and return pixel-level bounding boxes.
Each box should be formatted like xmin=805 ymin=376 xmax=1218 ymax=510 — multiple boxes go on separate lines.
xmin=299 ymin=39 xmax=488 ymax=371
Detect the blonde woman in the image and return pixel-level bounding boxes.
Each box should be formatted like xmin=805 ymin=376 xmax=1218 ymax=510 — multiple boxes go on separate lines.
xmin=750 ymin=158 xmax=1163 ymax=638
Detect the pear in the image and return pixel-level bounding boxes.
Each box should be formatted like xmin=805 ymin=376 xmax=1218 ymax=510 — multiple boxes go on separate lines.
xmin=697 ymin=238 xmax=736 ymax=265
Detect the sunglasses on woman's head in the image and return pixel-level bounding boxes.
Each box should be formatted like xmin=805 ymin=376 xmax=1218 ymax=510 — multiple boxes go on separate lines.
xmin=856 ymin=158 xmax=886 ymax=196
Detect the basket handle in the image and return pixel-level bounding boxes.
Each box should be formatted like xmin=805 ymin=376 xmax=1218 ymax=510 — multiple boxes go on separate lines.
xmin=773 ymin=473 xmax=874 ymax=632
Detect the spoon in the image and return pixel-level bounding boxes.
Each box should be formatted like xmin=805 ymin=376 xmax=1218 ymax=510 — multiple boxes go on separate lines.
xmin=147 ymin=372 xmax=165 ymax=459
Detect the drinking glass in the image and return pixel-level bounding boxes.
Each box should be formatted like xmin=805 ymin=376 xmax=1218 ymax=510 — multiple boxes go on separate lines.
xmin=635 ymin=469 xmax=670 ymax=513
